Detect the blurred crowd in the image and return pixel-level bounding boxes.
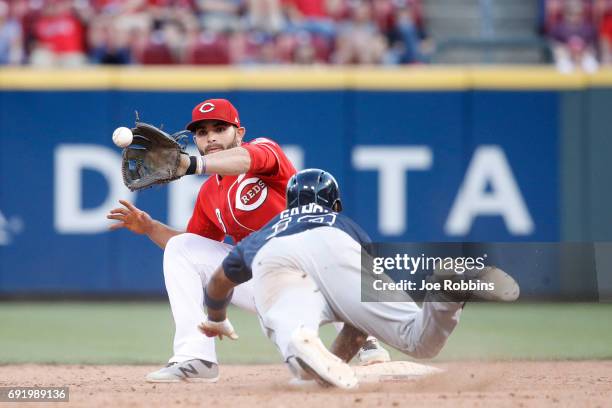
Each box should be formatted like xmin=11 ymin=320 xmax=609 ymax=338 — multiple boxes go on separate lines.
xmin=1 ymin=0 xmax=611 ymax=69
xmin=543 ymin=0 xmax=612 ymax=72
xmin=0 ymin=0 xmax=429 ymax=66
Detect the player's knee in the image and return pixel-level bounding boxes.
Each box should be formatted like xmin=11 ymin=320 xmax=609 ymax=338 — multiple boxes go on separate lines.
xmin=164 ymin=233 xmax=204 ymax=258
xmin=163 ymin=233 xmax=197 ymax=272
xmin=410 ymin=343 xmax=443 ymax=359
xmin=396 ymin=328 xmax=446 ymax=359
xmin=165 ymin=233 xmax=192 ymax=253
xmin=402 ymin=335 xmax=447 ymax=359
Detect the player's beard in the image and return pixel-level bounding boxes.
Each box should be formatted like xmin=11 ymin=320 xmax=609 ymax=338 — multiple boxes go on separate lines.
xmin=199 ymin=130 xmax=240 ymax=156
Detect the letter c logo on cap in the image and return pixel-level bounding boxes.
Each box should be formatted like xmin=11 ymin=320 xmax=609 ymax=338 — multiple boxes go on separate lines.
xmin=199 ymin=103 xmax=215 ymax=113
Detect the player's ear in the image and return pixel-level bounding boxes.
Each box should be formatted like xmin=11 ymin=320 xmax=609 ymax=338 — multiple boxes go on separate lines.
xmin=236 ymin=126 xmax=246 ymax=144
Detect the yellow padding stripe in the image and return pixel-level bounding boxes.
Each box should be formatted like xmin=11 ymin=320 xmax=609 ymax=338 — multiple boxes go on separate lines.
xmin=1 ymin=66 xmax=611 ymax=90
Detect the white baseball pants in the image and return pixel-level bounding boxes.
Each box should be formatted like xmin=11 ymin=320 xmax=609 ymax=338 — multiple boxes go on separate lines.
xmin=163 ymin=233 xmax=256 ymax=363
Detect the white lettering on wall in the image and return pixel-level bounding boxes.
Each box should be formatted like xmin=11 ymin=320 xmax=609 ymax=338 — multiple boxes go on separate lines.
xmin=353 ymin=146 xmax=432 ymax=235
xmin=445 ymin=146 xmax=534 ymax=235
xmin=55 ymin=145 xmax=134 ymax=233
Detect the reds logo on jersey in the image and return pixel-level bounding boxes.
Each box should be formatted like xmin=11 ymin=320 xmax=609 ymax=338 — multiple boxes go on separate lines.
xmin=187 ymin=137 xmax=297 ymax=243
xmin=235 ymin=175 xmax=268 ymax=211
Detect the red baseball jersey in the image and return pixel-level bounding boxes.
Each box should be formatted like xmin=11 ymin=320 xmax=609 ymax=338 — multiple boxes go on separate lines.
xmin=187 ymin=138 xmax=297 ymax=243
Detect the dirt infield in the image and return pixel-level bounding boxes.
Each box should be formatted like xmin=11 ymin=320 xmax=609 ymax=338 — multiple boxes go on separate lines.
xmin=0 ymin=361 xmax=610 ymax=407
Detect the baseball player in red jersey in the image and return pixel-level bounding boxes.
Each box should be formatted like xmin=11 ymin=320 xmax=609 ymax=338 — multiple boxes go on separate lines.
xmin=107 ymin=98 xmax=389 ymax=383
xmin=184 ymin=100 xmax=295 ymax=243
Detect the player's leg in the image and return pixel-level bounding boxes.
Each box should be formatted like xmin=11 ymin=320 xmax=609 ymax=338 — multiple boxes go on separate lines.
xmin=147 ymin=233 xmax=254 ymax=382
xmin=251 ymin=243 xmax=357 ymax=389
xmin=162 ymin=233 xmax=229 ymax=363
xmin=332 ymin=321 xmax=390 ymax=365
xmin=300 ymin=227 xmax=464 ymax=359
xmin=327 ymin=283 xmax=463 ymax=359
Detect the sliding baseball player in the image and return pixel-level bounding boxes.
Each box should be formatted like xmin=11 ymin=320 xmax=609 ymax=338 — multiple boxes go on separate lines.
xmin=199 ymin=168 xmax=520 ymax=388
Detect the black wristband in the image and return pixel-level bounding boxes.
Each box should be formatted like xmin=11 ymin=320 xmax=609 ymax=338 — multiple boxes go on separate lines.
xmin=185 ymin=156 xmax=198 ymax=175
xmin=204 ymin=286 xmax=233 ymax=311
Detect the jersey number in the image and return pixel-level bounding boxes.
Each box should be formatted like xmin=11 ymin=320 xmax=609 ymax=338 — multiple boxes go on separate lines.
xmin=215 ymin=209 xmax=228 ymax=234
xmin=265 ymin=213 xmax=337 ymax=240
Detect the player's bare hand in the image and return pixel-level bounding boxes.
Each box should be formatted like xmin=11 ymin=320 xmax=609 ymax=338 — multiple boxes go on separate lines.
xmin=198 ymin=318 xmax=239 ymax=340
xmin=106 ymin=200 xmax=154 ymax=235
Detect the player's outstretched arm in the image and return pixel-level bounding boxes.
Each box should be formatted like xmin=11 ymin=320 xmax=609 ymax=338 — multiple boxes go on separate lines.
xmin=198 ymin=265 xmax=239 ymax=340
xmin=202 ymin=147 xmax=251 ymax=175
xmin=106 ymin=199 xmax=182 ymax=249
xmin=177 ymin=147 xmax=252 ymax=177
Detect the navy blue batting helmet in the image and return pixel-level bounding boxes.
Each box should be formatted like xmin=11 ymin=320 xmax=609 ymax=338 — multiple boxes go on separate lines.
xmin=286 ymin=168 xmax=343 ymax=212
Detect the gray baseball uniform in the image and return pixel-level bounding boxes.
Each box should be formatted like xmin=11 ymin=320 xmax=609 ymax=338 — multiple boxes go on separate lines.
xmin=222 ymin=203 xmax=463 ymax=362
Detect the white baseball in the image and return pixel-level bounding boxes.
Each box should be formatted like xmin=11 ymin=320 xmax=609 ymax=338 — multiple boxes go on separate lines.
xmin=112 ymin=127 xmax=133 ymax=148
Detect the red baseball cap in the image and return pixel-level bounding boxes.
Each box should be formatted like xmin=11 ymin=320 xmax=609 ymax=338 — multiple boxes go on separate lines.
xmin=186 ymin=98 xmax=241 ymax=131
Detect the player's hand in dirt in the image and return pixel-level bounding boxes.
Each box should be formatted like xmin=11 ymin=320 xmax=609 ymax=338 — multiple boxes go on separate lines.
xmin=106 ymin=200 xmax=155 ymax=235
xmin=198 ymin=317 xmax=239 ymax=340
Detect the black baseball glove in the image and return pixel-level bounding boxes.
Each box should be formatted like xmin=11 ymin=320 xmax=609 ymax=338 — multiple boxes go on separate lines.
xmin=122 ymin=122 xmax=190 ymax=191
